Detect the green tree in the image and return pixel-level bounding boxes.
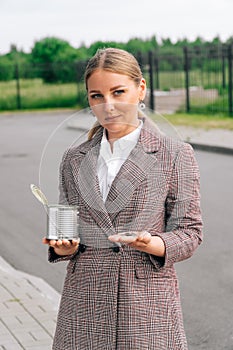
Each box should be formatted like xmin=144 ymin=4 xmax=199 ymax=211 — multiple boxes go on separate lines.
xmin=31 ymin=37 xmax=78 ymax=82
xmin=87 ymin=41 xmax=125 ymax=57
xmin=0 ymin=45 xmax=32 ymax=81
xmin=0 ymin=56 xmax=14 ymax=80
xmin=126 ymin=38 xmax=146 ymax=55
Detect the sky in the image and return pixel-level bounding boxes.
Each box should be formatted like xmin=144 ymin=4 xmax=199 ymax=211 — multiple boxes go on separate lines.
xmin=1 ymin=0 xmax=233 ymax=54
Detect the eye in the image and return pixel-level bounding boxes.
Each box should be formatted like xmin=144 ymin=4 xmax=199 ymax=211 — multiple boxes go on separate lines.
xmin=90 ymin=93 xmax=103 ymax=100
xmin=113 ymin=89 xmax=125 ymax=96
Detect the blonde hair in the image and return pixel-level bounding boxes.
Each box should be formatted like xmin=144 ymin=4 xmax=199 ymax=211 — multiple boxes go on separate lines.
xmin=85 ymin=48 xmax=143 ymax=140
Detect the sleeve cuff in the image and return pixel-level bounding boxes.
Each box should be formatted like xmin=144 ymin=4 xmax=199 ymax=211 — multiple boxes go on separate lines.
xmin=48 ymin=246 xmax=79 ymax=263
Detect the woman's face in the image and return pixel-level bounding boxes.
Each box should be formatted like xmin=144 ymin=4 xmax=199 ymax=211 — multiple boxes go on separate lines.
xmin=87 ymin=69 xmax=146 ymax=139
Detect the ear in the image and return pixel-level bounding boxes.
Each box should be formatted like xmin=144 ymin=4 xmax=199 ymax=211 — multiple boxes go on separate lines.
xmin=138 ymin=78 xmax=147 ymax=100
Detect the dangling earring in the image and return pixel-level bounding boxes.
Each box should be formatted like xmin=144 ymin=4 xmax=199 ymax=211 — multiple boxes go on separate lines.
xmin=139 ymin=100 xmax=146 ymax=110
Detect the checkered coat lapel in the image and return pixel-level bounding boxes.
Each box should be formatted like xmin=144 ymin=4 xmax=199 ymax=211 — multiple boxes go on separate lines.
xmin=105 ymin=122 xmax=160 ymax=223
xmin=69 ymin=129 xmax=116 ymax=237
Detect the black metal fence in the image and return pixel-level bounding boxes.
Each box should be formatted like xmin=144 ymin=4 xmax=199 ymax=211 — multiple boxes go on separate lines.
xmin=0 ymin=45 xmax=232 ymax=115
xmin=0 ymin=60 xmax=88 ymax=111
xmin=137 ymin=44 xmax=233 ymax=115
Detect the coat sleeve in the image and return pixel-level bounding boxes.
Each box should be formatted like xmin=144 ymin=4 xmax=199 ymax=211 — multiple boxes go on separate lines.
xmin=48 ymin=149 xmax=79 ymax=263
xmin=149 ymin=142 xmax=203 ymax=270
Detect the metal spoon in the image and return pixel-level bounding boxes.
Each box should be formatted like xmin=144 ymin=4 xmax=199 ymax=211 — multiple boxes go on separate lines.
xmin=30 ymin=184 xmax=48 ymax=206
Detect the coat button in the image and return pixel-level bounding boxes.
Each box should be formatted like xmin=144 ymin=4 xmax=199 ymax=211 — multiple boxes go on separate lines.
xmin=112 ymin=246 xmax=120 ymax=253
xmin=79 ymin=244 xmax=86 ymax=253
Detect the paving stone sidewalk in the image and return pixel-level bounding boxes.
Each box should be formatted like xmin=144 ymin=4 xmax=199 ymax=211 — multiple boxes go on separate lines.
xmin=0 ymin=257 xmax=60 ymax=350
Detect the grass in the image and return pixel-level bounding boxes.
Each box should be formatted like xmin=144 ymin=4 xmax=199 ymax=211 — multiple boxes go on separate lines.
xmin=0 ymin=79 xmax=87 ymax=110
xmin=161 ymin=113 xmax=233 ymax=130
xmin=143 ymin=70 xmax=225 ymax=91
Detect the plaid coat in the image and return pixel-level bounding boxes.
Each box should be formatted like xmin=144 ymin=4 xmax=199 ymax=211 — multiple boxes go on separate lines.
xmin=49 ymin=117 xmax=203 ymax=350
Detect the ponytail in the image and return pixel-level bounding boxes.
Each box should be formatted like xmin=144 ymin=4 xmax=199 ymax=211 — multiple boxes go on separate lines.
xmin=88 ymin=121 xmax=103 ymax=140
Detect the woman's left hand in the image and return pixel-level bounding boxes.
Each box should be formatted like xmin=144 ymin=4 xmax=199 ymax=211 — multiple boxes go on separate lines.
xmin=108 ymin=231 xmax=151 ymax=249
xmin=108 ymin=231 xmax=165 ymax=257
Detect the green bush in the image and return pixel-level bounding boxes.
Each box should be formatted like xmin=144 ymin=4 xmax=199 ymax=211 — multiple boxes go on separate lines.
xmin=0 ymin=57 xmax=15 ymax=81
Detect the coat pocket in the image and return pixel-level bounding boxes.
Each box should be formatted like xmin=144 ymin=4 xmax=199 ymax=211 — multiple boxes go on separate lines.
xmin=134 ymin=254 xmax=174 ymax=279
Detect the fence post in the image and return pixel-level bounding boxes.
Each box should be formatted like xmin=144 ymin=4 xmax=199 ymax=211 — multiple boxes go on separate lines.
xmin=183 ymin=46 xmax=190 ymax=113
xmin=228 ymin=44 xmax=233 ymax=116
xmin=222 ymin=45 xmax=226 ymax=89
xmin=148 ymin=51 xmax=155 ymax=110
xmin=137 ymin=51 xmax=143 ymax=72
xmin=15 ymin=63 xmax=21 ymax=109
xmin=154 ymin=54 xmax=160 ymax=90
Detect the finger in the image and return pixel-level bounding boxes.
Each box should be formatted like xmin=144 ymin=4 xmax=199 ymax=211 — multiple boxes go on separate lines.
xmin=119 ymin=236 xmax=137 ymax=244
xmin=137 ymin=231 xmax=151 ymax=243
xmin=119 ymin=232 xmax=138 ymax=238
xmin=71 ymin=238 xmax=80 ymax=245
xmin=42 ymin=237 xmax=50 ymax=245
xmin=118 ymin=232 xmax=138 ymax=243
xmin=108 ymin=235 xmax=120 ymax=243
xmin=55 ymin=239 xmax=63 ymax=247
xmin=47 ymin=239 xmax=58 ymax=247
xmin=62 ymin=239 xmax=71 ymax=247
xmin=112 ymin=234 xmax=137 ymax=244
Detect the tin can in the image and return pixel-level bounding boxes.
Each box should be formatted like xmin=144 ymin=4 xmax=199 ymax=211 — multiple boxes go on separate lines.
xmin=46 ymin=205 xmax=79 ymax=240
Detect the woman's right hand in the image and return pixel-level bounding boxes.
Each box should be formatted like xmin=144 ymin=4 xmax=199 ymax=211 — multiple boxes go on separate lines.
xmin=42 ymin=237 xmax=80 ymax=256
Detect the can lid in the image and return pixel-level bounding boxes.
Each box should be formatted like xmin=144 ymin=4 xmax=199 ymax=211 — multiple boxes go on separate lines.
xmin=47 ymin=204 xmax=78 ymax=210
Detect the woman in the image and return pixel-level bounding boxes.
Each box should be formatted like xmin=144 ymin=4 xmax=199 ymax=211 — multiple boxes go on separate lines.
xmin=43 ymin=48 xmax=203 ymax=349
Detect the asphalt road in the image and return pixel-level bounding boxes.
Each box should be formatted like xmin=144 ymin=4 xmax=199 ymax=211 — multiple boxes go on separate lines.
xmin=0 ymin=111 xmax=233 ymax=349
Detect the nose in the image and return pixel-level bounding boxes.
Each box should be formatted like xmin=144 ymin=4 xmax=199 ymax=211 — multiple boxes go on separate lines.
xmin=103 ymin=97 xmax=115 ymax=113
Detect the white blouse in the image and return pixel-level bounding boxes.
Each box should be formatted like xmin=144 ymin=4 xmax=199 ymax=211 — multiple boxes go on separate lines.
xmin=97 ymin=121 xmax=143 ymax=202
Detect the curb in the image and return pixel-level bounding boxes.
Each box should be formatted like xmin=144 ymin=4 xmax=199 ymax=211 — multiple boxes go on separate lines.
xmin=67 ymin=121 xmax=233 ymax=156
xmin=190 ymin=143 xmax=233 ymax=156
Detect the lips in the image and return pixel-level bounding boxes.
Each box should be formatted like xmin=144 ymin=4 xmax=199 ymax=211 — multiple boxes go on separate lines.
xmin=104 ymin=115 xmax=121 ymax=121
